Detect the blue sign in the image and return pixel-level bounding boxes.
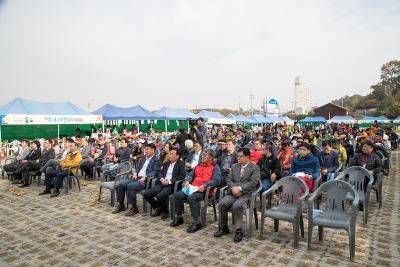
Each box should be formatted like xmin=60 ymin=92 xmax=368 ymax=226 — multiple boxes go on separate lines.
xmin=268 ymin=99 xmax=278 ymax=105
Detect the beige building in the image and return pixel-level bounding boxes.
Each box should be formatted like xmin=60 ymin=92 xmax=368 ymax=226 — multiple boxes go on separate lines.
xmin=293 ymin=76 xmax=312 ymax=114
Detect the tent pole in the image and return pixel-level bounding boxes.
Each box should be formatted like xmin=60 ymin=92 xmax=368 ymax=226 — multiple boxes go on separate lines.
xmin=57 ymin=124 xmax=60 ymax=140
xmin=165 ymin=120 xmax=168 ymax=134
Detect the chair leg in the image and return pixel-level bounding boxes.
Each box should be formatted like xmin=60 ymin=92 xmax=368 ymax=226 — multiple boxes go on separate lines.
xmin=98 ymin=186 xmax=102 ymax=202
xmin=307 ymin=224 xmax=313 ymax=250
xmin=200 ymin=202 xmax=207 ymax=227
xmin=300 ymin=214 xmax=304 ymax=238
xmin=64 ymin=177 xmax=69 ymax=194
xmin=274 ymin=219 xmax=279 ymax=232
xmin=246 ymin=209 xmax=252 ymax=239
xmin=169 ymin=195 xmax=174 ymax=220
xmin=378 ymin=185 xmax=382 ymax=209
xmin=349 ymin=228 xmax=355 ymax=260
xmin=254 ymin=208 xmax=259 ymax=229
xmin=212 ymin=200 xmax=217 ymax=222
xmin=259 ymin=213 xmax=265 ymax=237
xmin=293 ymin=221 xmax=299 ymax=249
xmin=318 ymin=226 xmax=323 ymax=241
xmin=110 ymin=189 xmax=115 ymax=207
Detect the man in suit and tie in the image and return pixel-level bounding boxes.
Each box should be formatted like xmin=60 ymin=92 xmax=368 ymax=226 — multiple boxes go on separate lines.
xmin=214 ymin=147 xmax=260 ymax=243
xmin=112 ymin=143 xmax=161 ymax=216
xmin=143 ymin=148 xmax=186 ymax=220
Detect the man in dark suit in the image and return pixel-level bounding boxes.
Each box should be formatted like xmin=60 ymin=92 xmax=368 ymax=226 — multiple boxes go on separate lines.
xmin=112 ymin=143 xmax=161 ymax=216
xmin=11 ymin=140 xmax=42 ymax=184
xmin=185 ymin=142 xmax=202 ymax=172
xmin=214 ymin=147 xmax=260 ymax=243
xmin=20 ymin=139 xmax=55 ymax=187
xmin=143 ymin=148 xmax=186 ymax=219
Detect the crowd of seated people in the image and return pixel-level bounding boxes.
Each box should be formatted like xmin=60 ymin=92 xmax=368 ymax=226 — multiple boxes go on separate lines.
xmin=1 ymin=118 xmax=397 ymax=243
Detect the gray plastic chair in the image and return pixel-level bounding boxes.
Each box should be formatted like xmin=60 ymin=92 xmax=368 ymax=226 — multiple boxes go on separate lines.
xmin=64 ymin=166 xmax=82 ymax=194
xmin=260 ymin=176 xmax=309 ymax=248
xmin=29 ymin=170 xmax=42 ymax=186
xmin=336 ymin=166 xmax=373 ymax=224
xmin=219 ymin=180 xmax=262 ymax=239
xmin=307 ymin=180 xmax=359 ymax=261
xmin=98 ymin=161 xmax=132 ymax=206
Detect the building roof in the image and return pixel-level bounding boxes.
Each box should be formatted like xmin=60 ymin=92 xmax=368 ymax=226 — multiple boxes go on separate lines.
xmin=313 ymin=102 xmax=350 ymax=112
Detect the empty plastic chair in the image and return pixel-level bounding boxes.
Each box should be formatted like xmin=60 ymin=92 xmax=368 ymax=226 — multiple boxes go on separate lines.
xmin=336 ymin=166 xmax=373 ymax=224
xmin=260 ymin=176 xmax=309 ymax=248
xmin=307 ymin=180 xmax=359 ymax=261
xmin=98 ymin=161 xmax=132 ymax=206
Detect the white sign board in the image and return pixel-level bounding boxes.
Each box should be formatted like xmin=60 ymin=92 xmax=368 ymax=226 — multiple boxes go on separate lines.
xmin=1 ymin=114 xmax=103 ymax=125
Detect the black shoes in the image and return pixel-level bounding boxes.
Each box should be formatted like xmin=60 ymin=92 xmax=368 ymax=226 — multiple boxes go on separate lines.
xmin=186 ymin=223 xmax=202 ymax=233
xmin=170 ymin=217 xmax=184 ymax=227
xmin=151 ymin=208 xmax=162 ymax=217
xmin=19 ymin=183 xmax=30 ymax=188
xmin=39 ymin=190 xmax=51 ymax=196
xmin=160 ymin=212 xmax=169 ymax=220
xmin=234 ymin=229 xmax=243 ymax=243
xmin=50 ymin=190 xmax=60 ymax=198
xmin=214 ymin=226 xmax=230 ymax=237
xmin=112 ymin=204 xmax=126 ymax=214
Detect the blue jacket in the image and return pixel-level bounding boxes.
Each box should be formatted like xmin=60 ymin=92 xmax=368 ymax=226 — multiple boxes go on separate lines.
xmin=137 ymin=156 xmax=161 ymax=178
xmin=317 ymin=151 xmax=339 ymax=173
xmin=290 ymin=153 xmax=321 ymax=180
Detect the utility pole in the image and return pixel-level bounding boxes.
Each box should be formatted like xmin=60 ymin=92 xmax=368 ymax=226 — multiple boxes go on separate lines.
xmin=250 ymin=94 xmax=254 ymax=116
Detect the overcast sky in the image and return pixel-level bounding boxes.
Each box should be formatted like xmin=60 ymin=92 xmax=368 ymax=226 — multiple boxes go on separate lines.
xmin=0 ymin=0 xmax=399 ymax=112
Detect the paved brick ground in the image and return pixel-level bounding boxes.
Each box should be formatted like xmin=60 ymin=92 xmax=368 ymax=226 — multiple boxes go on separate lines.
xmin=0 ymin=151 xmax=399 ymax=267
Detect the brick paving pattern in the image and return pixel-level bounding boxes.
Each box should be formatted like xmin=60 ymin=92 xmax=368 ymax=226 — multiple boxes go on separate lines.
xmin=0 ymin=151 xmax=399 ymax=266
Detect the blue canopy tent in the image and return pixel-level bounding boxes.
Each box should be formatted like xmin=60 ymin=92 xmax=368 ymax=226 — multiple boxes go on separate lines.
xmin=154 ymin=107 xmax=197 ymax=120
xmin=93 ymin=104 xmax=158 ymax=120
xmin=196 ymin=110 xmax=235 ymax=124
xmin=328 ymin=116 xmax=357 ymax=124
xmin=93 ymin=104 xmax=159 ymax=133
xmin=154 ymin=107 xmax=197 ymax=132
xmin=227 ymin=114 xmax=255 ymax=124
xmin=248 ymin=115 xmax=274 ymax=124
xmin=299 ymin=116 xmax=327 ymax=123
xmin=0 ymin=98 xmax=102 ymax=142
xmin=359 ymin=116 xmax=391 ymax=123
xmin=278 ymin=116 xmax=295 ymax=125
xmin=265 ymin=115 xmax=284 ymax=124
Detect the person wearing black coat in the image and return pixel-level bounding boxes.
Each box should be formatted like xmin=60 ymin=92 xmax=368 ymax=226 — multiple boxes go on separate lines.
xmin=174 ymin=128 xmax=191 ymax=151
xmin=20 ymin=140 xmax=55 ymax=187
xmin=142 ymin=148 xmax=186 ymax=219
xmin=258 ymin=146 xmax=282 ymax=191
xmin=350 ymin=141 xmax=383 ymax=182
xmin=11 ymin=140 xmax=42 ymax=184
